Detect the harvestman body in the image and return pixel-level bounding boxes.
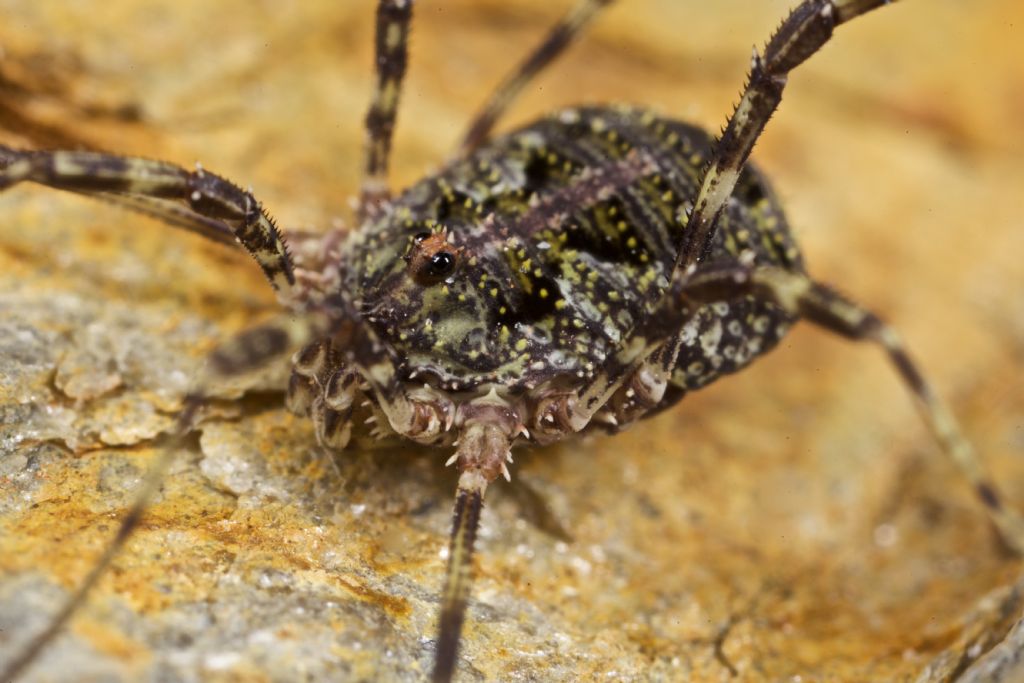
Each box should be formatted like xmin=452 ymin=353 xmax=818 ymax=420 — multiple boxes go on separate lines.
xmin=2 ymin=1 xmax=1022 ymax=681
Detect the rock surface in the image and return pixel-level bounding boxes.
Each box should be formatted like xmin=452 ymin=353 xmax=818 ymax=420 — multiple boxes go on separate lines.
xmin=1 ymin=1 xmax=1023 ymax=681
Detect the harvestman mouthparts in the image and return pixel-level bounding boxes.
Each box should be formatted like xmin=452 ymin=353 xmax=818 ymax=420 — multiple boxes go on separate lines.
xmin=1 ymin=1 xmax=1021 ymax=681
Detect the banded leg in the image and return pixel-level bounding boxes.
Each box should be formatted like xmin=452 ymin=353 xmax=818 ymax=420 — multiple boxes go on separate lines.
xmin=287 ymin=339 xmax=361 ymax=450
xmin=433 ymin=414 xmax=518 ymax=683
xmin=680 ymin=264 xmax=1024 ymax=553
xmin=360 ymin=0 xmax=414 ymax=216
xmin=433 ymin=470 xmax=486 ymax=683
xmin=222 ymin=321 xmax=366 ymax=453
xmin=93 ymin=192 xmax=240 ymax=247
xmin=0 ymin=398 xmax=202 ymax=683
xmin=0 ymin=310 xmax=321 ymax=681
xmin=458 ymin=0 xmax=616 ymax=155
xmin=676 ymin=0 xmax=895 ymax=272
xmin=0 ymin=146 xmax=295 ymax=294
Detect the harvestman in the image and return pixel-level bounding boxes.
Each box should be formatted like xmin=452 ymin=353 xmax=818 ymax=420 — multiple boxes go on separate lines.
xmin=2 ymin=1 xmax=1022 ymax=681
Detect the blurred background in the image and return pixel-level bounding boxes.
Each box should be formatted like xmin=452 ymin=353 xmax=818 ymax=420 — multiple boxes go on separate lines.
xmin=0 ymin=1 xmax=1022 ymax=680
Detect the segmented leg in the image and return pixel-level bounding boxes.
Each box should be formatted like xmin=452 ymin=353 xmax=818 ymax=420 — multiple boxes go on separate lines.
xmin=0 ymin=398 xmax=202 ymax=683
xmin=360 ymin=0 xmax=414 ymax=215
xmin=343 ymin=335 xmax=455 ymax=446
xmin=531 ymin=340 xmax=662 ymax=443
xmin=207 ymin=317 xmax=325 ymax=377
xmin=93 ymin=192 xmax=240 ymax=247
xmin=284 ymin=322 xmax=453 ymax=448
xmin=458 ymin=0 xmax=616 ymax=155
xmin=0 ymin=146 xmax=295 ymax=294
xmin=676 ymin=0 xmax=896 ymax=272
xmin=286 ymin=339 xmax=362 ymax=450
xmin=680 ymin=264 xmax=1024 ymax=553
xmin=604 ymin=343 xmax=680 ymax=427
xmin=433 ymin=471 xmax=485 ymax=683
xmin=433 ymin=412 xmax=518 ymax=683
xmin=0 ymin=316 xmax=320 ymax=682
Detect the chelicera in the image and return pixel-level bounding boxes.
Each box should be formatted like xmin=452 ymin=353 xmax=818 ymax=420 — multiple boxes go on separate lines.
xmin=2 ymin=1 xmax=1022 ymax=681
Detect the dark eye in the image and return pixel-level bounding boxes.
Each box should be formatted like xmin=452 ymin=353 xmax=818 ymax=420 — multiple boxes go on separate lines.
xmin=405 ymin=229 xmax=462 ymax=285
xmin=427 ymin=251 xmax=455 ymax=277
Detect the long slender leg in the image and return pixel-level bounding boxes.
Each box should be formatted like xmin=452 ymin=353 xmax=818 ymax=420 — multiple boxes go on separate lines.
xmin=360 ymin=0 xmax=414 ymax=216
xmin=433 ymin=470 xmax=486 ymax=683
xmin=94 ymin=192 xmax=240 ymax=247
xmin=0 ymin=314 xmax=322 ymax=682
xmin=0 ymin=398 xmax=202 ymax=683
xmin=676 ymin=0 xmax=896 ymax=272
xmin=458 ymin=0 xmax=616 ymax=156
xmin=433 ymin=419 xmax=515 ymax=683
xmin=680 ymin=264 xmax=1024 ymax=552
xmin=0 ymin=146 xmax=295 ymax=295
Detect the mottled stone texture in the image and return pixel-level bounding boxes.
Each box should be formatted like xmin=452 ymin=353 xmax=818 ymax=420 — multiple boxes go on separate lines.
xmin=1 ymin=1 xmax=1023 ymax=681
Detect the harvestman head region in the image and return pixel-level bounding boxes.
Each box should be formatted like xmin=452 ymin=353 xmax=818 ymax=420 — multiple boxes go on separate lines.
xmin=1 ymin=1 xmax=1023 ymax=681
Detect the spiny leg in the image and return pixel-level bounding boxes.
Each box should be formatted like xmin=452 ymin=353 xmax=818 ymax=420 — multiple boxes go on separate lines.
xmin=286 ymin=338 xmax=363 ymax=450
xmin=458 ymin=0 xmax=616 ymax=155
xmin=337 ymin=310 xmax=455 ymax=446
xmin=360 ymin=0 xmax=414 ymax=216
xmin=0 ymin=146 xmax=295 ymax=295
xmin=433 ymin=420 xmax=515 ymax=683
xmin=603 ymin=339 xmax=685 ymax=427
xmin=676 ymin=0 xmax=896 ymax=272
xmin=0 ymin=315 xmax=323 ymax=682
xmin=529 ymin=337 xmax=664 ymax=444
xmin=680 ymin=264 xmax=1024 ymax=552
